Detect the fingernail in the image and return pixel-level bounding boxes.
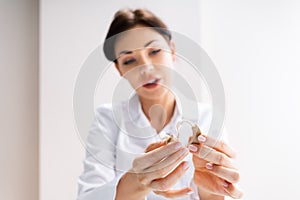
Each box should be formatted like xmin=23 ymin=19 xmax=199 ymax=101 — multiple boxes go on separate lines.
xmin=174 ymin=142 xmax=182 ymax=150
xmin=189 ymin=145 xmax=198 ymax=152
xmin=223 ymin=181 xmax=229 ymax=188
xmin=206 ymin=163 xmax=213 ymax=170
xmin=182 ymin=162 xmax=190 ymax=170
xmin=198 ymin=135 xmax=206 ymax=142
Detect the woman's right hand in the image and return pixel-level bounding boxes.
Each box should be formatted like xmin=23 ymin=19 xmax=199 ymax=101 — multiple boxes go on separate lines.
xmin=116 ymin=140 xmax=190 ymax=200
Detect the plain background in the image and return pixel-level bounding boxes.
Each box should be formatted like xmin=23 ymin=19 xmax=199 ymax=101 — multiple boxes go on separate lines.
xmin=0 ymin=0 xmax=39 ymax=200
xmin=1 ymin=0 xmax=300 ymax=200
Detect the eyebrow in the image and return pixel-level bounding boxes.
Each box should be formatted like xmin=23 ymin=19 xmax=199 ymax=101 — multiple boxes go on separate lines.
xmin=118 ymin=40 xmax=158 ymax=56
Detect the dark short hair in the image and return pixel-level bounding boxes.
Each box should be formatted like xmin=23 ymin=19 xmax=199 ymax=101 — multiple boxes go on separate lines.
xmin=103 ymin=9 xmax=172 ymax=63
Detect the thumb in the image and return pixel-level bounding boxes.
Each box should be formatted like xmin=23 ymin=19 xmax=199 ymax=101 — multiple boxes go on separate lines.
xmin=145 ymin=140 xmax=167 ymax=153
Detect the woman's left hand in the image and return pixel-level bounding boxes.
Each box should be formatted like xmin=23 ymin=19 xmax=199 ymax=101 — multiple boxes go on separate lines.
xmin=145 ymin=140 xmax=194 ymax=199
xmin=189 ymin=135 xmax=244 ymax=199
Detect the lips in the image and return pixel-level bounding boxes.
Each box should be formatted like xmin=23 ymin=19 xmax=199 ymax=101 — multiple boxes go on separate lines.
xmin=142 ymin=78 xmax=161 ymax=89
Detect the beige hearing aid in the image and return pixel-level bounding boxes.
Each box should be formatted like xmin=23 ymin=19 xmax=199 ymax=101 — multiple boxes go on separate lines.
xmin=166 ymin=120 xmax=202 ymax=147
xmin=190 ymin=123 xmax=202 ymax=145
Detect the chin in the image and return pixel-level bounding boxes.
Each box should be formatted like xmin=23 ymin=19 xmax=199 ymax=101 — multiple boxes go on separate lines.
xmin=136 ymin=87 xmax=169 ymax=100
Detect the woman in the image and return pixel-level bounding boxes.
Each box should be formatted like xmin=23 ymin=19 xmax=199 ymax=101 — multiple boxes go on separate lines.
xmin=78 ymin=8 xmax=243 ymax=200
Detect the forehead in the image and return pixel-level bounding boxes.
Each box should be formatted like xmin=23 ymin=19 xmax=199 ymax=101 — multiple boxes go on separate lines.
xmin=114 ymin=27 xmax=170 ymax=55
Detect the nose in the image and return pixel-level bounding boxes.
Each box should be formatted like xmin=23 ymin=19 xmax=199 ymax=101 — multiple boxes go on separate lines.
xmin=139 ymin=64 xmax=154 ymax=76
xmin=138 ymin=50 xmax=151 ymax=65
xmin=138 ymin=52 xmax=154 ymax=75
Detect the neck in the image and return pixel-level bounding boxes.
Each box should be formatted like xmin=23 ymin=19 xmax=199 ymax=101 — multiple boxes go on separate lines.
xmin=139 ymin=92 xmax=176 ymax=133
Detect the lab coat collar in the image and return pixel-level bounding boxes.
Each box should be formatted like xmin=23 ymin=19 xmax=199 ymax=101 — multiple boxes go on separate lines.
xmin=127 ymin=93 xmax=182 ymax=137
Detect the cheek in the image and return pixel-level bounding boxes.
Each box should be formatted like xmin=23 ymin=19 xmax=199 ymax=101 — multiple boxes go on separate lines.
xmin=156 ymin=56 xmax=174 ymax=79
xmin=119 ymin=66 xmax=137 ymax=80
xmin=157 ymin=53 xmax=174 ymax=68
xmin=122 ymin=71 xmax=141 ymax=89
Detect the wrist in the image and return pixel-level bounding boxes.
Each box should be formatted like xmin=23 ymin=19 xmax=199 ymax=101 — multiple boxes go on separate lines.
xmin=116 ymin=172 xmax=151 ymax=200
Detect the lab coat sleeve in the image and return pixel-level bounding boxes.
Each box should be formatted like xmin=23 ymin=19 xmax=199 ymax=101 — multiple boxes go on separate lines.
xmin=77 ymin=104 xmax=122 ymax=200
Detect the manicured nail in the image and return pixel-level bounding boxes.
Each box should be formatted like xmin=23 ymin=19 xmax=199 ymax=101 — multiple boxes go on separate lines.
xmin=206 ymin=163 xmax=213 ymax=170
xmin=223 ymin=181 xmax=229 ymax=188
xmin=189 ymin=145 xmax=198 ymax=152
xmin=182 ymin=162 xmax=190 ymax=170
xmin=198 ymin=135 xmax=206 ymax=142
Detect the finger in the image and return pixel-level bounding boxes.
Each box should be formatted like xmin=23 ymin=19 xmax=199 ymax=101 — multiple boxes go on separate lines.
xmin=150 ymin=161 xmax=190 ymax=191
xmin=146 ymin=148 xmax=189 ymax=172
xmin=197 ymin=135 xmax=237 ymax=158
xmin=189 ymin=144 xmax=236 ymax=169
xmin=194 ymin=171 xmax=242 ymax=199
xmin=133 ymin=142 xmax=184 ymax=170
xmin=204 ymin=163 xmax=240 ymax=184
xmin=139 ymin=148 xmax=189 ymax=185
xmin=192 ymin=153 xmax=207 ymax=168
xmin=224 ymin=182 xmax=244 ymax=199
xmin=145 ymin=140 xmax=167 ymax=153
xmin=144 ymin=147 xmax=189 ymax=175
xmin=154 ymin=187 xmax=193 ymax=198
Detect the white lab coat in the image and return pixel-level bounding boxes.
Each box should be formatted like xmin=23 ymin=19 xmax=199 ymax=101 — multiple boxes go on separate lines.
xmin=77 ymin=94 xmax=239 ymax=200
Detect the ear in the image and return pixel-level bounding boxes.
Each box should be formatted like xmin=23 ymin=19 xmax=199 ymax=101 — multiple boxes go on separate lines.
xmin=170 ymin=41 xmax=176 ymax=62
xmin=114 ymin=62 xmax=123 ymax=76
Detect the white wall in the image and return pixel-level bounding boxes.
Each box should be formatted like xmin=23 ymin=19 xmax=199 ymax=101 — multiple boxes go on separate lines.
xmin=199 ymin=0 xmax=300 ymax=199
xmin=40 ymin=0 xmax=300 ymax=200
xmin=0 ymin=0 xmax=39 ymax=200
xmin=40 ymin=1 xmax=201 ymax=200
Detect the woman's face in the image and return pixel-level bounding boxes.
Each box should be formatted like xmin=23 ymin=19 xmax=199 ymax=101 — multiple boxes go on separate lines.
xmin=114 ymin=26 xmax=175 ymax=100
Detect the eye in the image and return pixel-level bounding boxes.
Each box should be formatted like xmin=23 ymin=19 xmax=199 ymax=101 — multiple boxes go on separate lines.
xmin=123 ymin=58 xmax=136 ymax=65
xmin=149 ymin=49 xmax=161 ymax=56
